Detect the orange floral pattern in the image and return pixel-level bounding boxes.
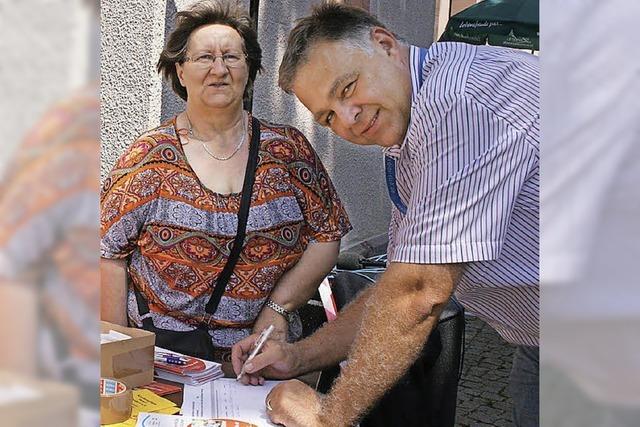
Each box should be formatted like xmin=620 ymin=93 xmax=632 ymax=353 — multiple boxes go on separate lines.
xmin=100 ymin=116 xmax=351 ymax=348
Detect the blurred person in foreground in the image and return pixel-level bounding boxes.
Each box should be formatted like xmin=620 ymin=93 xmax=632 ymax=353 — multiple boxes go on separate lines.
xmin=0 ymin=87 xmax=99 ymax=424
xmin=541 ymin=0 xmax=640 ymax=425
xmin=100 ymin=0 xmax=350 ymax=362
xmin=232 ymin=3 xmax=539 ymax=427
xmin=0 ymin=0 xmax=99 ymax=425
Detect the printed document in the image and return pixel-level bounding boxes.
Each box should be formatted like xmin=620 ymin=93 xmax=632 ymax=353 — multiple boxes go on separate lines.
xmin=136 ymin=413 xmax=257 ymax=426
xmin=182 ymin=379 xmax=280 ymax=426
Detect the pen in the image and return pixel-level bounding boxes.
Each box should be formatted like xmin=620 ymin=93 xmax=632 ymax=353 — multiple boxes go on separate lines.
xmin=236 ymin=324 xmax=275 ymax=380
xmin=155 ymin=353 xmax=188 ymax=365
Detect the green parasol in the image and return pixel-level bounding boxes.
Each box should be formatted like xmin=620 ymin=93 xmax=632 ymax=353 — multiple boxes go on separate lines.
xmin=440 ymin=0 xmax=539 ymax=51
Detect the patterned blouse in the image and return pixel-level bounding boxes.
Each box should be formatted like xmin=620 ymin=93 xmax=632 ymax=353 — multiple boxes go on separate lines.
xmin=100 ymin=115 xmax=351 ymax=348
xmin=0 ymin=86 xmax=100 ymax=386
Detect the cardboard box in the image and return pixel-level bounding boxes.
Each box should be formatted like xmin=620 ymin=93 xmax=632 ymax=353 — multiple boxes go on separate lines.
xmin=0 ymin=371 xmax=79 ymax=427
xmin=101 ymin=321 xmax=155 ymax=389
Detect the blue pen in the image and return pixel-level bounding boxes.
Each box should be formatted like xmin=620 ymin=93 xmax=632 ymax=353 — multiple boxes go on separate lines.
xmin=155 ymin=353 xmax=188 ymax=365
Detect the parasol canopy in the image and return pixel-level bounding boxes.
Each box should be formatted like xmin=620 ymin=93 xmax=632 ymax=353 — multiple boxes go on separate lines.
xmin=440 ymin=0 xmax=539 ymax=50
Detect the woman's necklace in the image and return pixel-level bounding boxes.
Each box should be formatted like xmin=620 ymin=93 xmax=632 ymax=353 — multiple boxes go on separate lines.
xmin=184 ymin=112 xmax=247 ymax=161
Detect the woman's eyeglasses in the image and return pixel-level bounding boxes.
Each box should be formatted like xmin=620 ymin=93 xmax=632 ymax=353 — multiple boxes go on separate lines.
xmin=183 ymin=52 xmax=247 ymax=69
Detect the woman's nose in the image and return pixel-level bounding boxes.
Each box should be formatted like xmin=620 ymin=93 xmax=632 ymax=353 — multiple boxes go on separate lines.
xmin=209 ymin=58 xmax=229 ymax=75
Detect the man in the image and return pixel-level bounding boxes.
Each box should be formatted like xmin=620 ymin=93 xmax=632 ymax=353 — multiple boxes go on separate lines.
xmin=231 ymin=3 xmax=539 ymax=427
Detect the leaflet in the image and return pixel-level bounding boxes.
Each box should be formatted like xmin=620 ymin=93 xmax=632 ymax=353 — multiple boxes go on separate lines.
xmin=135 ymin=413 xmax=257 ymax=427
xmin=182 ymin=379 xmax=279 ymax=427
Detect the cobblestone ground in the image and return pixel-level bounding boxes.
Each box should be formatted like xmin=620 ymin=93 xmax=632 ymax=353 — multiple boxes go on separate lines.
xmin=456 ymin=316 xmax=516 ymax=427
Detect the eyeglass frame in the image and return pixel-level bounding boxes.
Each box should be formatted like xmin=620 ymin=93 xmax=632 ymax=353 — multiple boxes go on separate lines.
xmin=182 ymin=51 xmax=248 ymax=69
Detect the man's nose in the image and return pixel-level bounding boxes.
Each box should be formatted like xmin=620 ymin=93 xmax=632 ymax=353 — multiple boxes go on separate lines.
xmin=334 ymin=103 xmax=362 ymax=129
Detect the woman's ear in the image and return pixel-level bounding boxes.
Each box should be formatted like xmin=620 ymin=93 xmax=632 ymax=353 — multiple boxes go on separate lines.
xmin=175 ymin=62 xmax=186 ymax=87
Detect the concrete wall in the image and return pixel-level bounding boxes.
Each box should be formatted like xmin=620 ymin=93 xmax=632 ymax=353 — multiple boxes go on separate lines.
xmin=101 ymin=0 xmax=436 ymax=247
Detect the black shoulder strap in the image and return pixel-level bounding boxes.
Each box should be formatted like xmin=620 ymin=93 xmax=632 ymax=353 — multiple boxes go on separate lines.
xmin=204 ymin=116 xmax=261 ymax=314
xmin=135 ymin=116 xmax=261 ymax=324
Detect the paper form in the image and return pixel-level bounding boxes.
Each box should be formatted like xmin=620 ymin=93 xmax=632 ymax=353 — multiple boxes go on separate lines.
xmin=135 ymin=413 xmax=257 ymax=427
xmin=183 ymin=379 xmax=279 ymax=426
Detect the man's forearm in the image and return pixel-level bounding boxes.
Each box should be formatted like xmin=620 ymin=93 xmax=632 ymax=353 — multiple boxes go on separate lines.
xmin=318 ymin=263 xmax=457 ymax=427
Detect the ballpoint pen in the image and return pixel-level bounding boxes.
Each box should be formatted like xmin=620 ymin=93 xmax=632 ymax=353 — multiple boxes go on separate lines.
xmin=236 ymin=324 xmax=275 ymax=380
xmin=155 ymin=353 xmax=189 ymax=365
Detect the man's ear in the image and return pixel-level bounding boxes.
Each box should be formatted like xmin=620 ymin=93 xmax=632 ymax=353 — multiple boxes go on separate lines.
xmin=370 ymin=27 xmax=399 ymax=55
xmin=175 ymin=62 xmax=186 ymax=87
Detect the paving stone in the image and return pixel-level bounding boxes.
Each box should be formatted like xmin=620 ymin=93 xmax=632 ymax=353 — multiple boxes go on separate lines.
xmin=492 ymin=418 xmax=513 ymax=427
xmin=491 ymin=401 xmax=513 ymax=412
xmin=480 ymin=391 xmax=507 ymax=402
xmin=455 ymin=415 xmax=472 ymax=426
xmin=473 ymin=410 xmax=500 ymax=424
xmin=455 ymin=316 xmax=515 ymax=426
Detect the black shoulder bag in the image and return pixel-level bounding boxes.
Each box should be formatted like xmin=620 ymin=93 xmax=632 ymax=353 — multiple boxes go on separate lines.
xmin=132 ymin=116 xmax=261 ymax=361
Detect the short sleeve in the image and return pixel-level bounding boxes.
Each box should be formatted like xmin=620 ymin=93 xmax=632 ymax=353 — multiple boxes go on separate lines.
xmin=285 ymin=127 xmax=352 ymax=242
xmin=100 ymin=137 xmax=162 ymax=259
xmin=391 ymin=98 xmax=539 ymax=264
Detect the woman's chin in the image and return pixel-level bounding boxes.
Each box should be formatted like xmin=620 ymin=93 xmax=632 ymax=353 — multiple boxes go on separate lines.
xmin=201 ymin=98 xmax=237 ymax=110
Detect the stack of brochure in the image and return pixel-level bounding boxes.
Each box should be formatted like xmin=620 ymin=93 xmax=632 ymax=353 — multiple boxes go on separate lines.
xmin=153 ymin=347 xmax=223 ymax=385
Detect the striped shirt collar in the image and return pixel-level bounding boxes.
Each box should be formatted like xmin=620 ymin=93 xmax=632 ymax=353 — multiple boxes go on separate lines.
xmin=383 ymin=44 xmax=429 ymax=159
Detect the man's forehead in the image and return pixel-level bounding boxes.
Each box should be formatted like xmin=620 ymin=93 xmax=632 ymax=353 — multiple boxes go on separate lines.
xmin=306 ymin=38 xmax=367 ymax=65
xmin=294 ymin=42 xmax=358 ymax=92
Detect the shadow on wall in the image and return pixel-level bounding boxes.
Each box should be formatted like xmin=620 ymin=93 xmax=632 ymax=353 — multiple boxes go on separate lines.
xmin=161 ymin=0 xmax=186 ymax=122
xmin=250 ymin=1 xmax=395 ymax=248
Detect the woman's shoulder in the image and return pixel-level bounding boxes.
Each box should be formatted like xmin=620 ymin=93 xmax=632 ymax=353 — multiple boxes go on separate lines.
xmin=255 ymin=118 xmax=315 ymax=163
xmin=256 ymin=117 xmax=307 ymax=140
xmin=139 ymin=118 xmax=177 ymax=139
xmin=114 ymin=118 xmax=180 ymax=171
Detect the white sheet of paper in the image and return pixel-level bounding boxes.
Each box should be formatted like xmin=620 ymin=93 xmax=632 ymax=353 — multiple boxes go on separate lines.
xmin=0 ymin=384 xmax=41 ymax=406
xmin=135 ymin=413 xmax=233 ymax=426
xmin=100 ymin=329 xmax=131 ymax=344
xmin=183 ymin=379 xmax=279 ymax=426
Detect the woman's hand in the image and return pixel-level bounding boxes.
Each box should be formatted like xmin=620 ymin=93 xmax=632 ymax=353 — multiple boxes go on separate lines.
xmin=253 ymin=303 xmax=289 ymax=343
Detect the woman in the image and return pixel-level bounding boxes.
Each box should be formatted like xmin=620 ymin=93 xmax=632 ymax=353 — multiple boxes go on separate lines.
xmin=100 ymin=0 xmax=351 ymax=362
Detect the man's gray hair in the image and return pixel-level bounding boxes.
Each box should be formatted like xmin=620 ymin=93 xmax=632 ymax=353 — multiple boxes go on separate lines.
xmin=278 ymin=2 xmax=392 ymax=94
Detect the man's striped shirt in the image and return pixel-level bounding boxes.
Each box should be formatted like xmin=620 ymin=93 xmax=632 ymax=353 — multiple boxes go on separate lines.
xmin=384 ymin=43 xmax=539 ymax=346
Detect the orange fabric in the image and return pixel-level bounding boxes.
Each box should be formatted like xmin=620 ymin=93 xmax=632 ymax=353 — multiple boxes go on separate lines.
xmin=100 ymin=116 xmax=350 ymax=346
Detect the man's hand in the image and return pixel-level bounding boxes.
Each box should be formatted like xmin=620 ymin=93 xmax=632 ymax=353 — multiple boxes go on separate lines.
xmin=231 ymin=335 xmax=301 ymax=385
xmin=266 ymin=379 xmax=325 ymax=427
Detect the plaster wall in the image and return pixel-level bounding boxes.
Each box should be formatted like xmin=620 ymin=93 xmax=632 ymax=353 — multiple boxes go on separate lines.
xmin=100 ymin=0 xmax=166 ymax=176
xmin=101 ymin=0 xmax=436 ymax=247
